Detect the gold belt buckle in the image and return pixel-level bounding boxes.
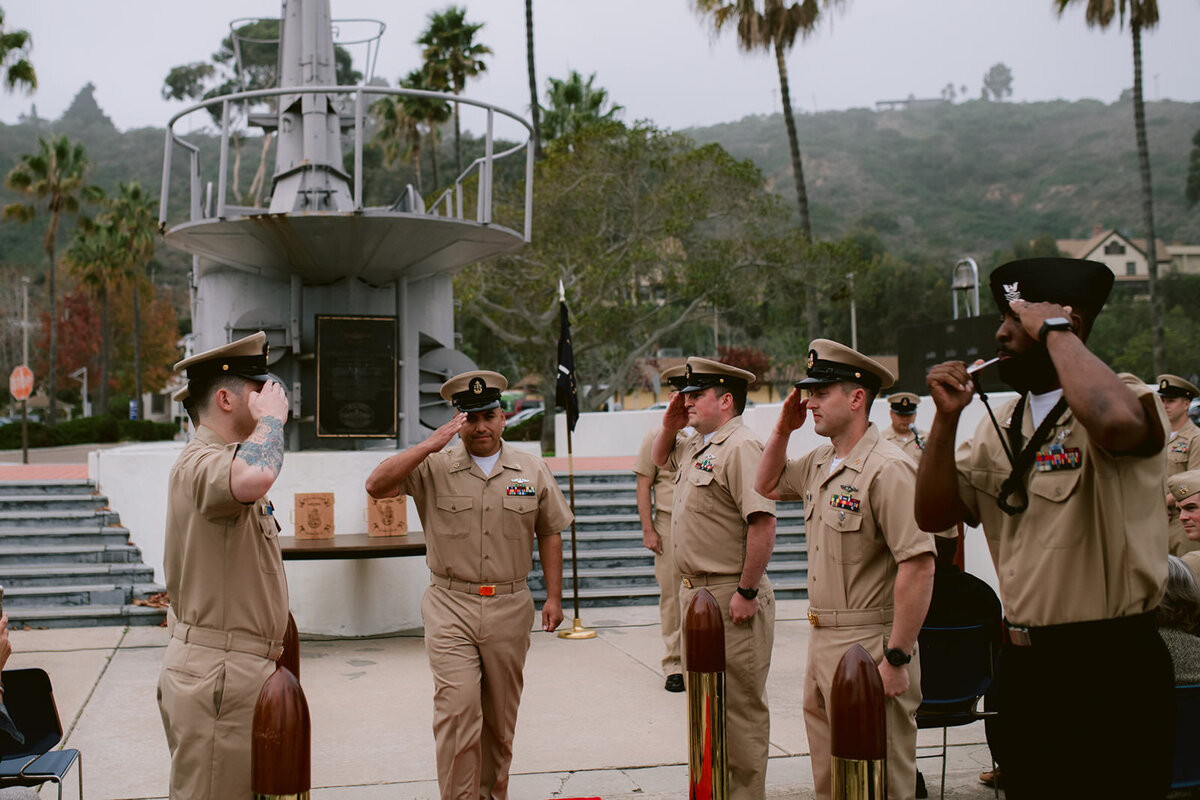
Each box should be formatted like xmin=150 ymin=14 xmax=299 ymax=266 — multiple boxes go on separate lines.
xmin=682 ymin=577 xmax=693 ymax=589
xmin=478 ymin=584 xmax=496 ymax=597
xmin=808 ymin=610 xmax=819 ymax=627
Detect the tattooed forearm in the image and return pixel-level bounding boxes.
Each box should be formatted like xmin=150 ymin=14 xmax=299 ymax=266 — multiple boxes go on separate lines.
xmin=236 ymin=415 xmax=285 ymax=476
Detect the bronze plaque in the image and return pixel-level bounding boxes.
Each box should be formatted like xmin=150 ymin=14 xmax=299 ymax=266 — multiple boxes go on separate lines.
xmin=316 ymin=315 xmax=397 ymax=438
xmin=294 ymin=492 xmax=335 ymax=539
xmin=366 ymin=495 xmax=408 ymax=537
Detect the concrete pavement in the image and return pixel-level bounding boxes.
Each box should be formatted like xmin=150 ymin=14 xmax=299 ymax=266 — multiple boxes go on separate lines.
xmin=9 ymin=598 xmax=999 ymax=799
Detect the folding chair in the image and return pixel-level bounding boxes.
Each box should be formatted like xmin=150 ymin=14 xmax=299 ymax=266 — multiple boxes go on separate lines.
xmin=1173 ymin=684 xmax=1200 ymax=789
xmin=0 ymin=669 xmax=82 ymax=800
xmin=915 ymin=623 xmax=998 ymax=800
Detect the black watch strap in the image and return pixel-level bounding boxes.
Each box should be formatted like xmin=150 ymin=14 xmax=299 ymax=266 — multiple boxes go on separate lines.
xmin=736 ymin=585 xmax=758 ymax=600
xmin=1037 ymin=317 xmax=1072 ymax=342
xmin=884 ymin=647 xmax=912 ymax=666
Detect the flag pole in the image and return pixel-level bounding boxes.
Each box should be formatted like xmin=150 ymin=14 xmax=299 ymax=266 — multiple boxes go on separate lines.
xmin=557 ymin=280 xmax=595 ymax=640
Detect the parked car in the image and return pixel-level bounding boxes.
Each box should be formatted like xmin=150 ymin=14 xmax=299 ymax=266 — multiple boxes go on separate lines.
xmin=505 ymin=408 xmax=544 ymax=428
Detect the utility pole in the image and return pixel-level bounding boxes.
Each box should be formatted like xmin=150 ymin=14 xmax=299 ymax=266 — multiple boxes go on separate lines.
xmin=848 ymin=272 xmax=858 ymax=352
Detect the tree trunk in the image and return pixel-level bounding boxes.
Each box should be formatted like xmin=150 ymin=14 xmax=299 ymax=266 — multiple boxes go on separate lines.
xmin=774 ymin=38 xmax=812 ymax=241
xmin=247 ymin=132 xmax=275 ymax=207
xmin=133 ymin=284 xmax=143 ymax=421
xmin=453 ymin=94 xmax=463 ymax=177
xmin=45 ymin=231 xmax=57 ymax=427
xmin=99 ymin=282 xmax=108 ymax=416
xmin=428 ymin=122 xmax=441 ymax=189
xmin=1130 ymin=20 xmax=1164 ymax=374
xmin=231 ymin=133 xmax=244 ymax=204
xmin=411 ymin=135 xmax=423 ymax=195
xmin=526 ymin=0 xmax=542 ymax=159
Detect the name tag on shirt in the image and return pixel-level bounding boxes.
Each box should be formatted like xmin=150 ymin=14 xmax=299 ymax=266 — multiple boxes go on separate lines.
xmin=1035 ymin=444 xmax=1081 ymax=472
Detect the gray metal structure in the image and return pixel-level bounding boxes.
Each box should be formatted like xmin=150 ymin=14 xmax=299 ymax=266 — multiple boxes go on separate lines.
xmin=158 ymin=0 xmax=532 ymax=449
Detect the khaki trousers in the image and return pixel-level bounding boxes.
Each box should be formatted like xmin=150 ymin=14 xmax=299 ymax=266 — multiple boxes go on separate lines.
xmin=157 ymin=637 xmax=275 ymax=799
xmin=654 ymin=509 xmax=682 ymax=674
xmin=422 ymin=583 xmax=534 ymax=800
xmin=803 ymin=623 xmax=921 ymax=800
xmin=680 ymin=577 xmax=775 ymax=800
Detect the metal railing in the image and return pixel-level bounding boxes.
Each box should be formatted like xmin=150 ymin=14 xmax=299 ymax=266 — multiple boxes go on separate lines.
xmin=159 ymin=85 xmax=533 ymax=241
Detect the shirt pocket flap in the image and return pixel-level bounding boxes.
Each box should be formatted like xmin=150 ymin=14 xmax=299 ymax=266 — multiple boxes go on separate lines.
xmin=1030 ymin=469 xmax=1081 ymax=503
xmin=821 ymin=504 xmax=864 ymax=532
xmin=436 ymin=495 xmax=474 ymax=513
xmin=502 ymin=497 xmax=537 ymax=514
xmin=689 ymin=469 xmax=715 ymax=487
xmin=970 ymin=467 xmax=1007 ymax=499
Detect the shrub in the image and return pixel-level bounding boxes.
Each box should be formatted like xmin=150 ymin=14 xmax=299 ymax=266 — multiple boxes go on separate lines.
xmin=56 ymin=416 xmax=120 ymax=445
xmin=0 ymin=422 xmax=63 ymax=449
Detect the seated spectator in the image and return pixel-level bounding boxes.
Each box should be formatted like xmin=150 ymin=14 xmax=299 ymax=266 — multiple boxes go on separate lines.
xmin=0 ymin=612 xmax=40 ymax=800
xmin=1157 ymin=556 xmax=1200 ymax=685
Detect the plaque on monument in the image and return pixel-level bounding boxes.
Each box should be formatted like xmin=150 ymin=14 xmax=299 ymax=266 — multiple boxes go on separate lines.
xmin=366 ymin=495 xmax=408 ymax=537
xmin=294 ymin=492 xmax=335 ymax=539
xmin=316 ymin=315 xmax=397 ymax=437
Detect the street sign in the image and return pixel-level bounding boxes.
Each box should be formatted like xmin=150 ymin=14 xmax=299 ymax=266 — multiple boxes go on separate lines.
xmin=9 ymin=365 xmax=32 ymax=401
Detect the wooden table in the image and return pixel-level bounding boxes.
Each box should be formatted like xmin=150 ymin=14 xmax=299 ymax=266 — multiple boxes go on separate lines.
xmin=279 ymin=532 xmax=426 ymax=561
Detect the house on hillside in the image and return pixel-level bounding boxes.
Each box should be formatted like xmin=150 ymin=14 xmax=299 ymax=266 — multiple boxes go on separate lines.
xmin=1055 ymin=227 xmax=1200 ymax=286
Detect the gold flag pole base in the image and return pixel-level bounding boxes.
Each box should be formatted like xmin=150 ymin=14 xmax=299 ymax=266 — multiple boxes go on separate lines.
xmin=557 ymin=617 xmax=597 ymax=639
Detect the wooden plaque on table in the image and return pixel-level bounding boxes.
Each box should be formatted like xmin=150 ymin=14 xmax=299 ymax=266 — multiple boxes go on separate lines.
xmin=367 ymin=495 xmax=407 ymax=537
xmin=294 ymin=492 xmax=335 ymax=539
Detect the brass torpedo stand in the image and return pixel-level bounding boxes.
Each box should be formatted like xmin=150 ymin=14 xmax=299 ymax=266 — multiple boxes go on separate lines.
xmin=830 ymin=643 xmax=887 ymax=799
xmin=685 ymin=588 xmax=727 ymax=799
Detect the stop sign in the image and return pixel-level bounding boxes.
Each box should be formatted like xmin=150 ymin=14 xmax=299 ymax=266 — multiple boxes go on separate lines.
xmin=9 ymin=365 xmax=33 ymax=401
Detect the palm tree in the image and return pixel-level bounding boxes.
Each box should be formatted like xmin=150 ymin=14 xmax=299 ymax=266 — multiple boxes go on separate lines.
xmin=525 ymin=0 xmax=542 ymax=158
xmin=102 ymin=182 xmax=157 ymax=421
xmin=0 ymin=7 xmax=36 ymax=93
xmin=401 ymin=68 xmax=452 ymax=192
xmin=417 ymin=6 xmax=492 ymax=176
xmin=371 ymin=94 xmax=425 ymax=192
xmin=694 ymin=0 xmax=831 ymax=241
xmin=65 ymin=218 xmax=124 ymax=416
xmin=540 ymin=71 xmax=624 ymax=143
xmin=1055 ymin=0 xmax=1164 ymax=374
xmin=3 ymin=135 xmax=96 ymax=425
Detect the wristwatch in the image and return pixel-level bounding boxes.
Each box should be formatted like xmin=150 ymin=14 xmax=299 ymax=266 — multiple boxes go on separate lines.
xmin=1037 ymin=316 xmax=1073 ymax=342
xmin=884 ymin=647 xmax=911 ymax=667
xmin=735 ymin=585 xmax=759 ymax=600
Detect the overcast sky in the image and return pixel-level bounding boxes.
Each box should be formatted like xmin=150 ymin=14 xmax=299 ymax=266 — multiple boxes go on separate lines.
xmin=3 ymin=0 xmax=1199 ymax=136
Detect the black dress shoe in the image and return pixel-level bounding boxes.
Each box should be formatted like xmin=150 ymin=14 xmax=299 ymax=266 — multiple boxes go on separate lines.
xmin=664 ymin=673 xmax=685 ymax=692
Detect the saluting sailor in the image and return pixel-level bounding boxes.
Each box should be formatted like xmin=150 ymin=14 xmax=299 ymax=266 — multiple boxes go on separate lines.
xmin=756 ymin=340 xmax=935 ymax=800
xmin=1158 ymin=374 xmax=1200 ymax=555
xmin=882 ymin=392 xmax=927 ymax=464
xmin=652 ymin=357 xmax=777 ymax=800
xmin=366 ymin=370 xmax=572 ymax=800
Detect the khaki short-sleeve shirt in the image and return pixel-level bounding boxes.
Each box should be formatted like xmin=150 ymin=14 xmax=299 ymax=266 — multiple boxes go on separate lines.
xmin=882 ymin=426 xmax=927 ymax=465
xmin=164 ymin=425 xmax=289 ymax=641
xmin=777 ymin=424 xmax=935 ymax=610
xmin=402 ymin=441 xmax=573 ymax=583
xmin=633 ymin=428 xmax=685 ymax=512
xmin=667 ymin=417 xmax=776 ymax=576
xmin=955 ymin=377 xmax=1168 ymax=627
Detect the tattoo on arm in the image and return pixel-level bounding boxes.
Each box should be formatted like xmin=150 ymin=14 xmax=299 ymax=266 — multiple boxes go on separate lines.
xmin=236 ymin=416 xmax=284 ymax=476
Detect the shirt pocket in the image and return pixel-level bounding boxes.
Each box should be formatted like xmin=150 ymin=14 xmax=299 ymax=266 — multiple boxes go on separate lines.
xmin=257 ymin=505 xmax=280 ymax=574
xmin=821 ymin=504 xmax=864 ymax=565
xmin=685 ymin=469 xmax=716 ymax=513
xmin=501 ymin=496 xmax=537 ymax=538
xmin=435 ymin=495 xmax=474 ymax=539
xmin=1029 ymin=469 xmax=1083 ymax=548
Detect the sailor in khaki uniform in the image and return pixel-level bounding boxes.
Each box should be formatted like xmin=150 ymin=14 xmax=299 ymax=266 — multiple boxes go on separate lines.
xmin=158 ymin=332 xmax=290 ymax=799
xmin=1169 ymin=469 xmax=1200 ymax=583
xmin=366 ymin=370 xmax=571 ymax=800
xmin=882 ymin=392 xmax=927 ymax=464
xmin=651 ymin=357 xmax=777 ymax=800
xmin=756 ymin=340 xmax=935 ymax=800
xmin=1159 ymin=375 xmax=1200 ymax=555
xmin=633 ymin=365 xmax=689 ymax=692
xmin=916 ymin=257 xmax=1174 ymax=798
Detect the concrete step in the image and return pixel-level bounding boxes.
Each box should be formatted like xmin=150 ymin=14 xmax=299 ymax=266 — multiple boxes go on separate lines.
xmin=0 ymin=527 xmax=132 ymax=548
xmin=0 ymin=480 xmax=95 ymax=497
xmin=7 ymin=603 xmax=166 ymax=629
xmin=0 ymin=543 xmax=145 ymax=566
xmin=0 ymin=509 xmax=121 ymax=528
xmin=0 ymin=562 xmax=156 ymax=587
xmin=5 ymin=582 xmax=130 ymax=608
xmin=0 ymin=494 xmax=109 ymax=512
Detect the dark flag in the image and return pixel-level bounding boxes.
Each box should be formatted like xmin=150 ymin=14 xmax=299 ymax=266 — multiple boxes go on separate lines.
xmin=556 ymin=283 xmax=579 ymax=433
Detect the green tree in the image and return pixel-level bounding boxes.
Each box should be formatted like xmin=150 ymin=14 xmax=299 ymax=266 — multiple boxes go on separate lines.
xmin=1187 ymin=128 xmax=1200 ymax=207
xmin=457 ymin=121 xmax=784 ymax=451
xmin=540 ymin=71 xmax=623 ymax=143
xmin=1055 ymin=0 xmax=1165 ymax=374
xmin=418 ymin=5 xmax=492 ymax=177
xmin=981 ymin=62 xmax=1013 ymax=101
xmin=64 ymin=217 xmax=125 ymax=415
xmin=3 ymin=135 xmax=98 ymax=424
xmin=371 ymin=93 xmax=425 ymax=193
xmin=694 ymin=0 xmax=834 ymax=242
xmin=99 ymin=182 xmax=158 ymax=420
xmin=0 ymin=6 xmax=36 ymax=94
